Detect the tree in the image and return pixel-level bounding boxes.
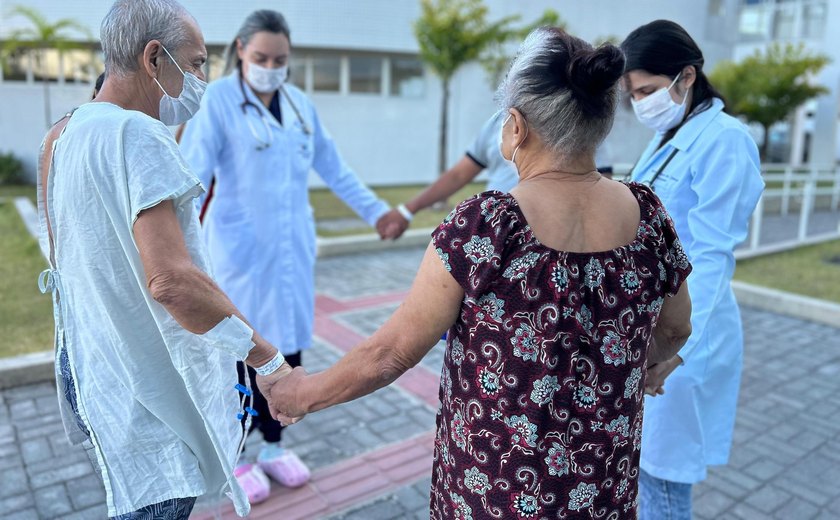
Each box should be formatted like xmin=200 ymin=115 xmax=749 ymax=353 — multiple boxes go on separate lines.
xmin=709 ymin=43 xmax=830 ymax=160
xmin=414 ymin=0 xmax=560 ymax=179
xmin=1 ymin=5 xmax=92 ymax=128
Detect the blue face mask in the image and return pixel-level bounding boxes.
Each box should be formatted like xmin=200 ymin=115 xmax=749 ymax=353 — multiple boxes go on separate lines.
xmin=153 ymin=46 xmax=207 ymax=126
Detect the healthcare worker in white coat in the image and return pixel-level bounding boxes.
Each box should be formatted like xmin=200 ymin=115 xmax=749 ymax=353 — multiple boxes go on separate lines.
xmin=179 ymin=10 xmax=394 ymax=503
xmin=620 ymin=20 xmax=764 ymax=519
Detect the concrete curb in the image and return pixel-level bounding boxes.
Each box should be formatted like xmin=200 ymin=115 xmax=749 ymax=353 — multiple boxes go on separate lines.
xmin=316 ymin=228 xmax=434 ymax=258
xmin=0 ymin=351 xmax=54 ymax=390
xmin=732 ymin=280 xmax=840 ymax=328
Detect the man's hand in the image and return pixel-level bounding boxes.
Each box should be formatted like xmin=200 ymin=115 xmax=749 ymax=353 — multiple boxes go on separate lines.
xmin=645 ymin=355 xmax=682 ymax=396
xmin=375 ymin=210 xmax=409 ymax=241
xmin=269 ymin=366 xmax=310 ymax=425
xmin=255 ymin=362 xmax=295 ymax=422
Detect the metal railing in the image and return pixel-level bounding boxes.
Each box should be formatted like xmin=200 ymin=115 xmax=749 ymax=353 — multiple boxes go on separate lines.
xmin=745 ymin=164 xmax=840 ymax=255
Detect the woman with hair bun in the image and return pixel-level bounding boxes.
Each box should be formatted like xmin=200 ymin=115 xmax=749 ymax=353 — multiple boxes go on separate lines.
xmin=270 ymin=27 xmax=693 ymax=519
xmin=621 ymin=20 xmax=764 ymax=520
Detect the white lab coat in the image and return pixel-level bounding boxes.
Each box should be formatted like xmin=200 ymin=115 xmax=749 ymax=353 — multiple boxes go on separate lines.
xmin=180 ymin=73 xmax=390 ymax=355
xmin=631 ymin=98 xmax=764 ymax=483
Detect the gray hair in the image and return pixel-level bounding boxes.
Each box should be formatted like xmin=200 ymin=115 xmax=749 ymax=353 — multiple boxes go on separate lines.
xmin=223 ymin=10 xmax=291 ymax=75
xmin=100 ymin=0 xmax=193 ymax=76
xmin=497 ymin=27 xmax=625 ymax=156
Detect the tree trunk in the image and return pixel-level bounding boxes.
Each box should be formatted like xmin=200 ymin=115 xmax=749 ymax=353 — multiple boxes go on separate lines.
xmin=41 ymin=50 xmax=52 ymax=129
xmin=434 ymin=77 xmax=451 ymax=210
xmin=760 ymin=123 xmax=770 ymax=162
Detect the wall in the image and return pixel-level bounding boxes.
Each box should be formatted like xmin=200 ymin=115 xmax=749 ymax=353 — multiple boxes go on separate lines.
xmin=0 ymin=83 xmax=94 ymax=183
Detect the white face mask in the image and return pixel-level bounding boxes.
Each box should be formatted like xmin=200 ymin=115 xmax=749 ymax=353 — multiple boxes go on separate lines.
xmin=498 ymin=113 xmax=528 ymax=175
xmin=631 ymin=73 xmax=688 ymax=132
xmin=246 ymin=62 xmax=288 ymax=93
xmin=154 ymin=46 xmax=206 ymax=126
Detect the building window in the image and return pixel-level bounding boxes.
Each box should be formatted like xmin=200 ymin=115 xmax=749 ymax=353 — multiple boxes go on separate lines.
xmin=349 ymin=56 xmax=382 ymax=94
xmin=801 ymin=1 xmax=827 ymax=39
xmin=312 ymin=55 xmax=341 ymax=92
xmin=739 ymin=0 xmax=828 ymax=41
xmin=289 ymin=58 xmax=306 ymax=90
xmin=772 ymin=2 xmax=797 ymax=39
xmin=390 ymin=57 xmax=425 ymax=98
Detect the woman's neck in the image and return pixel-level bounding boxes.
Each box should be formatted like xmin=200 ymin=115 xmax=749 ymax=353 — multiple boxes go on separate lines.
xmin=517 ymin=151 xmax=598 ymax=182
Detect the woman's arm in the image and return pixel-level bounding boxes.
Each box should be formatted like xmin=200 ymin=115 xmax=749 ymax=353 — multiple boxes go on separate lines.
xmin=270 ymin=242 xmax=464 ymax=420
xmin=648 ymin=282 xmax=692 ymax=365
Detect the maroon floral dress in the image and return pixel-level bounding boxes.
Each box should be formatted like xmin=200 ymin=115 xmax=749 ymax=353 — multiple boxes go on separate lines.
xmin=429 ymin=183 xmax=691 ymax=520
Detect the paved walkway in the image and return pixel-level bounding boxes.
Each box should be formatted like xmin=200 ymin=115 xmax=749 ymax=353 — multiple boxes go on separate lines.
xmin=1 ymin=247 xmax=839 ymax=519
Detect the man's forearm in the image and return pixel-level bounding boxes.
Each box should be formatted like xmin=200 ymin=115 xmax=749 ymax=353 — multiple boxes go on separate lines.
xmin=148 ymin=264 xmax=277 ymax=366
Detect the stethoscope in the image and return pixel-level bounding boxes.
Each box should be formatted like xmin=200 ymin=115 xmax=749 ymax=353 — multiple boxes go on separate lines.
xmin=238 ymin=72 xmax=312 ymax=151
xmin=625 ymin=146 xmax=679 ymax=191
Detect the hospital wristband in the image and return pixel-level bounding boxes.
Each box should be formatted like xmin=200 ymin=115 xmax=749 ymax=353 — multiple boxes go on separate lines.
xmin=255 ymin=351 xmax=286 ymax=376
xmin=396 ymin=204 xmax=413 ymax=222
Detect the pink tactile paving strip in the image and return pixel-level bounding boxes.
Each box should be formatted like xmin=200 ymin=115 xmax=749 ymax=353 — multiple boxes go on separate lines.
xmin=194 ymin=291 xmax=440 ymax=519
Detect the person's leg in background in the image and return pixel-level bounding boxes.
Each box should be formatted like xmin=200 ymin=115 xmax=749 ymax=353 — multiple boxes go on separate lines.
xmin=233 ymin=353 xmax=311 ymax=503
xmin=638 ymin=469 xmax=693 ymax=520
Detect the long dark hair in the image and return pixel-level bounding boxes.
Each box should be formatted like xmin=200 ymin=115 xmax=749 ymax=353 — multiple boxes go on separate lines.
xmin=621 ymin=20 xmax=726 ymax=144
xmin=223 ymin=10 xmax=291 ymax=75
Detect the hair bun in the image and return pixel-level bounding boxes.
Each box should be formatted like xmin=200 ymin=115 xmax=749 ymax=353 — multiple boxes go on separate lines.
xmin=567 ymin=44 xmax=625 ymax=95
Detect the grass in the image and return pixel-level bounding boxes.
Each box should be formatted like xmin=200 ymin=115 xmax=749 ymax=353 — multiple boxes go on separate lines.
xmin=734 ymin=239 xmax=840 ymax=304
xmin=0 ymin=185 xmax=53 ymax=358
xmin=311 ymin=182 xmax=487 ymax=237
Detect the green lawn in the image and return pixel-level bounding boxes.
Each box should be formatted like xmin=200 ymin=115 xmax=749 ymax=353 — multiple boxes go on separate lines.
xmin=734 ymin=240 xmax=840 ymax=304
xmin=0 ymin=186 xmax=53 ymax=358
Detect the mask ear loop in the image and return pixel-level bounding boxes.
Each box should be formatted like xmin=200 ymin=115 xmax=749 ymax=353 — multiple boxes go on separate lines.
xmin=153 ymin=45 xmax=188 ymax=97
xmin=511 ymin=118 xmax=529 ymax=165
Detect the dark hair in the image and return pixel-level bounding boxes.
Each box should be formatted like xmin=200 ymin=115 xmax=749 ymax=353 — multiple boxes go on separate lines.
xmin=498 ymin=27 xmax=625 ymax=155
xmin=94 ymin=73 xmax=105 ymax=93
xmin=621 ymin=20 xmax=726 ymax=141
xmin=223 ymin=10 xmax=291 ymax=75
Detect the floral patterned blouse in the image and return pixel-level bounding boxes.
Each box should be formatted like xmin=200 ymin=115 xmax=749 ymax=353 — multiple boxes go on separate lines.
xmin=429 ymin=183 xmax=691 ymax=520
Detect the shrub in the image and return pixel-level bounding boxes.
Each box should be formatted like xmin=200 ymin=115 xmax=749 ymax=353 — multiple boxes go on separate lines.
xmin=0 ymin=151 xmax=25 ymax=185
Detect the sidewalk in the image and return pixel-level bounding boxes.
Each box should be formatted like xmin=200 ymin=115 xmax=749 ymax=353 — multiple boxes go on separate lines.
xmin=1 ymin=247 xmax=839 ymax=519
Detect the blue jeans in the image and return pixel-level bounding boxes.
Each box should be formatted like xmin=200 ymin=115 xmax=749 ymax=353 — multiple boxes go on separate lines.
xmin=638 ymin=469 xmax=693 ymax=520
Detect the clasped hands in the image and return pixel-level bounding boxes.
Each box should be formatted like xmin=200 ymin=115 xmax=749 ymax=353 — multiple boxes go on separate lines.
xmin=375 ymin=209 xmax=410 ymax=241
xmin=644 ymin=354 xmax=682 ymax=397
xmin=255 ymin=364 xmax=310 ymax=426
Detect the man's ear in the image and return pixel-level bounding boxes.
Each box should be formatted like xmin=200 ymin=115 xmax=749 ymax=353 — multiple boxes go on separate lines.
xmin=141 ymin=40 xmax=163 ymax=78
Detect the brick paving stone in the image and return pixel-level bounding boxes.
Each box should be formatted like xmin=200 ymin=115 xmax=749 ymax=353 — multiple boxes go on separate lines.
xmin=0 ymin=492 xmax=35 ymax=513
xmin=0 ymin=466 xmax=30 ymax=498
xmin=773 ymin=497 xmax=821 ymax=520
xmin=20 ymin=437 xmax=52 ymax=465
xmin=4 ymin=509 xmax=39 ymax=520
xmin=66 ymin=473 xmax=106 ymax=510
xmin=743 ymin=485 xmax=794 ymax=513
xmin=28 ymin=461 xmax=93 ymax=489
xmin=33 ymin=483 xmax=74 ymax=519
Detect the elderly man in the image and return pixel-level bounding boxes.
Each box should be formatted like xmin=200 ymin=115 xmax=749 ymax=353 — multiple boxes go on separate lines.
xmin=36 ymin=0 xmax=290 ymax=518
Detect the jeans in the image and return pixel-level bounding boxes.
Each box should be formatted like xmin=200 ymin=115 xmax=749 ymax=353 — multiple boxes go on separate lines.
xmin=639 ymin=469 xmax=693 ymax=520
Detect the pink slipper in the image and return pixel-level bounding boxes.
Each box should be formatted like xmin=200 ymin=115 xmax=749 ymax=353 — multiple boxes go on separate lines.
xmin=234 ymin=463 xmax=271 ymax=504
xmin=258 ymin=449 xmax=311 ymax=488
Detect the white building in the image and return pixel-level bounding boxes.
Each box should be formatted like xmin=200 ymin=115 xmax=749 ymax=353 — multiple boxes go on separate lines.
xmin=1 ymin=0 xmax=838 ymax=185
